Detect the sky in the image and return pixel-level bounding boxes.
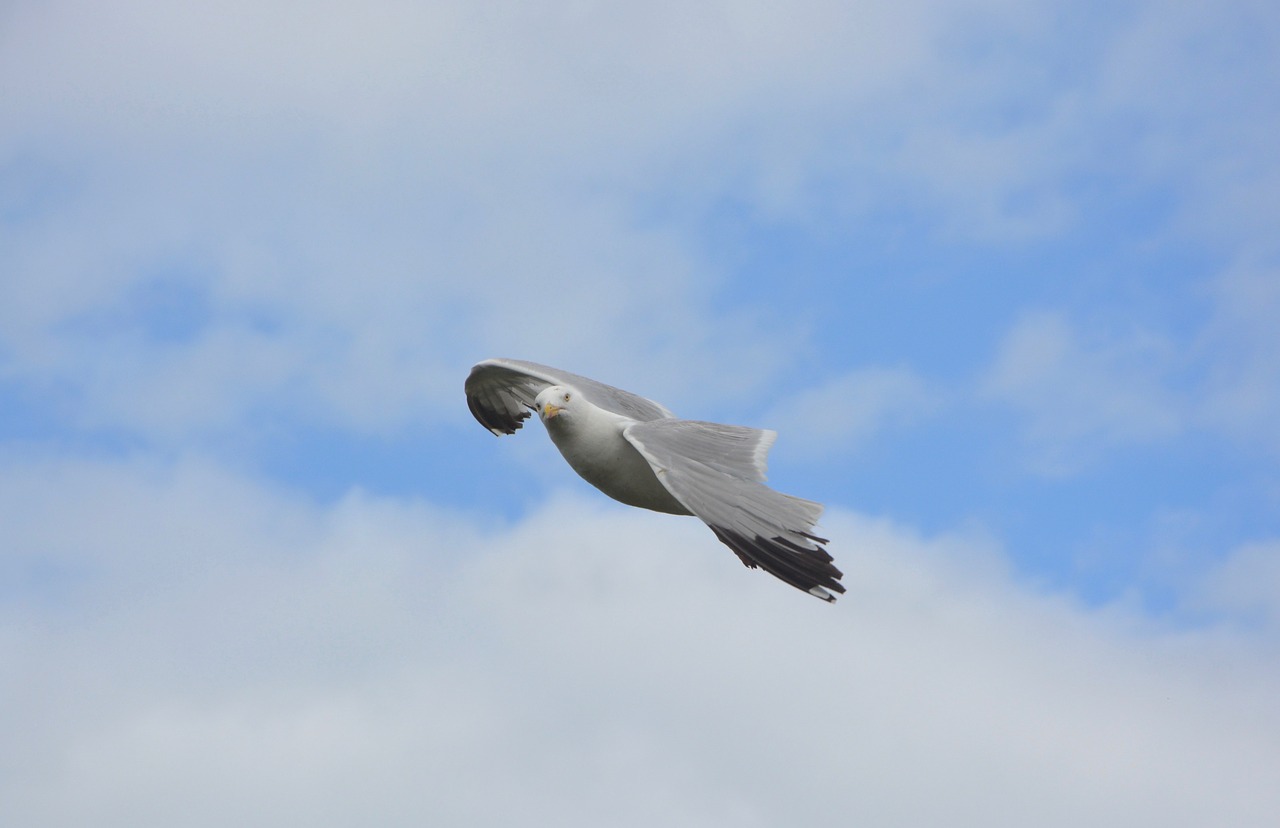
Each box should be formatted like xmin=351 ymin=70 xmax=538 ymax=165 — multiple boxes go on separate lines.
xmin=2 ymin=0 xmax=1279 ymax=824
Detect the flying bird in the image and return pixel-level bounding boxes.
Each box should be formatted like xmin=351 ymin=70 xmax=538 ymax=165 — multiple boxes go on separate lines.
xmin=465 ymin=358 xmax=844 ymax=601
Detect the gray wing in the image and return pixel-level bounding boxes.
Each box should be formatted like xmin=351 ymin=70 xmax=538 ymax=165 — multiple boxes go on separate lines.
xmin=623 ymin=419 xmax=844 ymax=602
xmin=465 ymin=358 xmax=675 ymax=435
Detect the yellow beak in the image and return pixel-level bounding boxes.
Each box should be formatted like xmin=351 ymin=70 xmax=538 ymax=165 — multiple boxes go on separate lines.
xmin=542 ymin=402 xmax=562 ymax=419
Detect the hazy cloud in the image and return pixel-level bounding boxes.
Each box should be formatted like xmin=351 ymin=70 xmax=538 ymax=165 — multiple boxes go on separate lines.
xmin=1196 ymin=539 xmax=1280 ymax=628
xmin=4 ymin=0 xmax=1277 ymax=446
xmin=1196 ymin=262 xmax=1280 ymax=452
xmin=765 ymin=366 xmax=940 ymax=459
xmin=982 ymin=311 xmax=1183 ymax=474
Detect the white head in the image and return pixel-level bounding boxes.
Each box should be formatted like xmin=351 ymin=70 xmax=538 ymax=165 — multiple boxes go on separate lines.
xmin=533 ymin=384 xmax=579 ymax=424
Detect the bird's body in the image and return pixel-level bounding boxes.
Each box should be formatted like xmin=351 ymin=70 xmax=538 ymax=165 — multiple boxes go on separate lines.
xmin=537 ymin=386 xmax=691 ymax=515
xmin=465 ymin=358 xmax=843 ymax=602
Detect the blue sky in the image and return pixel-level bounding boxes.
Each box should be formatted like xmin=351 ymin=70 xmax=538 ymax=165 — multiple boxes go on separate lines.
xmin=3 ymin=1 xmax=1280 ymax=824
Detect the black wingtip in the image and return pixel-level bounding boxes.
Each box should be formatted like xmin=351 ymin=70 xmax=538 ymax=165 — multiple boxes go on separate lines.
xmin=709 ymin=527 xmax=845 ymax=602
xmin=465 ymin=392 xmax=531 ymax=435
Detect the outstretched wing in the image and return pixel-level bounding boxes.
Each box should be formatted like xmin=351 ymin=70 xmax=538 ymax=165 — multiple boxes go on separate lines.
xmin=623 ymin=419 xmax=844 ymax=602
xmin=464 ymin=358 xmax=675 ymax=435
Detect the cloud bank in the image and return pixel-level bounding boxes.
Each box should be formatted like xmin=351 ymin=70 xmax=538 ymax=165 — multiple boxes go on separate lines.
xmin=3 ymin=456 xmax=1277 ymax=826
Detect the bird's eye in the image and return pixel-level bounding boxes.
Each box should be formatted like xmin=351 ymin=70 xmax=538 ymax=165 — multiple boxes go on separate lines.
xmin=563 ymin=392 xmax=571 ymax=402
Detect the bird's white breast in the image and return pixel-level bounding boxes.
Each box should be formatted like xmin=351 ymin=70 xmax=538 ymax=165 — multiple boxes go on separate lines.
xmin=543 ymin=405 xmax=691 ymax=516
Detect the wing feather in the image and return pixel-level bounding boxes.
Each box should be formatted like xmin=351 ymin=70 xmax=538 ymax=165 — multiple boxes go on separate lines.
xmin=624 ymin=419 xmax=844 ymax=601
xmin=464 ymin=358 xmax=675 ymax=435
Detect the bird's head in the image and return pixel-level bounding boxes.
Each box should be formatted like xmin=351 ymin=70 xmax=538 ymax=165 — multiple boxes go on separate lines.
xmin=534 ymin=385 xmax=579 ymax=424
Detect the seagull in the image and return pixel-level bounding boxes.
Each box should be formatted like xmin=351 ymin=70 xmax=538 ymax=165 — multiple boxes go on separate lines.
xmin=465 ymin=358 xmax=844 ymax=602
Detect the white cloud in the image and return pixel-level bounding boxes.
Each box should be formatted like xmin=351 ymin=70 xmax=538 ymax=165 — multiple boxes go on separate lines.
xmin=982 ymin=311 xmax=1183 ymax=474
xmin=0 ymin=0 xmax=979 ymax=155
xmin=1 ymin=454 xmax=1277 ymax=826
